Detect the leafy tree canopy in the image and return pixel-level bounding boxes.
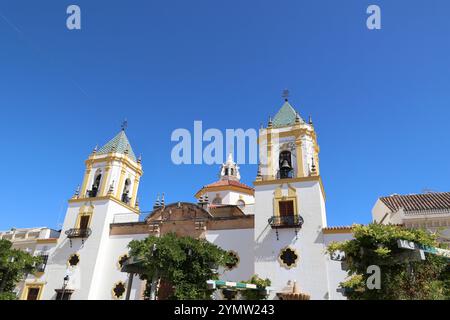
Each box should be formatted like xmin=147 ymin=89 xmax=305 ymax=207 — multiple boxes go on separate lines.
xmin=128 ymin=233 xmax=235 ymax=300
xmin=0 ymin=239 xmax=41 ymax=300
xmin=327 ymin=224 xmax=449 ymax=300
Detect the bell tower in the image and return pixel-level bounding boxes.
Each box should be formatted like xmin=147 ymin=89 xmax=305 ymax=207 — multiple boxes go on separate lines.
xmin=253 ymin=96 xmax=329 ymax=300
xmin=41 ymin=127 xmax=143 ymax=300
xmin=75 ymin=128 xmax=143 ymax=210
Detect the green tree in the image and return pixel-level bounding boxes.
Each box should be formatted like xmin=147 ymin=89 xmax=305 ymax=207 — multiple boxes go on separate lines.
xmin=240 ymin=275 xmax=271 ymax=300
xmin=128 ymin=233 xmax=234 ymax=300
xmin=0 ymin=239 xmax=41 ymax=300
xmin=327 ymin=224 xmax=450 ymax=300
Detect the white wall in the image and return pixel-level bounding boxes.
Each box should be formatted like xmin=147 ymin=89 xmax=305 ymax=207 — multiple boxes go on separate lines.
xmin=206 ymin=229 xmax=254 ymax=282
xmin=323 ymin=232 xmax=353 ymax=300
xmin=254 ymin=180 xmax=329 ymax=300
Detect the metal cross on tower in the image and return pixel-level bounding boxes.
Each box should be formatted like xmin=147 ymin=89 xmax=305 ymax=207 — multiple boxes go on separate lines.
xmin=121 ymin=119 xmax=128 ymax=131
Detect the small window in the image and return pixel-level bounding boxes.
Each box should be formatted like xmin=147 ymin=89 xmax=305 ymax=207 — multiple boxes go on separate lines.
xmin=26 ymin=287 xmax=41 ymax=300
xmin=236 ymin=200 xmax=245 ymax=210
xmin=112 ymin=282 xmax=126 ymax=299
xmin=279 ymin=247 xmax=299 ymax=269
xmin=68 ymin=254 xmax=80 ymax=267
xmin=279 ymin=200 xmax=294 ymax=217
xmin=225 ymin=251 xmax=239 ymax=270
xmin=79 ymin=215 xmax=90 ymax=230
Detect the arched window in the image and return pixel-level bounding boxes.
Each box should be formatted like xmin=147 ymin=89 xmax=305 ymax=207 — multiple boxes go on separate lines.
xmin=236 ymin=200 xmax=246 ymax=210
xmin=121 ymin=179 xmax=131 ymax=204
xmin=279 ymin=151 xmax=293 ymax=179
xmin=89 ymin=171 xmax=102 ymax=197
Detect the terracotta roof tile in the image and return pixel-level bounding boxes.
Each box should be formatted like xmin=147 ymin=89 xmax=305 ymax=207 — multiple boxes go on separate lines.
xmin=204 ymin=180 xmax=254 ymax=191
xmin=380 ymin=192 xmax=450 ymax=212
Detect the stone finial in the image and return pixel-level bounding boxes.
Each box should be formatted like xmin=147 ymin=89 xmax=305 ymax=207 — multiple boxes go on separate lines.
xmin=268 ymin=117 xmax=273 ymax=128
xmin=92 ymin=145 xmax=98 ymax=154
xmin=154 ymin=194 xmax=161 ymax=209
xmin=295 ymin=112 xmax=301 ymax=124
xmin=72 ymin=185 xmax=80 ymax=199
xmin=138 ymin=154 xmax=142 ymax=164
xmin=309 ymin=115 xmax=313 ymax=125
xmin=161 ymin=193 xmax=165 ymax=207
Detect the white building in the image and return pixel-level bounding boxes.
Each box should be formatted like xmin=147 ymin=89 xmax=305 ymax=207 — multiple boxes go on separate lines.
xmin=11 ymin=98 xmax=449 ymax=300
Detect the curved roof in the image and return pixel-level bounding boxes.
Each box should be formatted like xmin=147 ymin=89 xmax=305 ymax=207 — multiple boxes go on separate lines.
xmin=195 ymin=179 xmax=254 ymax=198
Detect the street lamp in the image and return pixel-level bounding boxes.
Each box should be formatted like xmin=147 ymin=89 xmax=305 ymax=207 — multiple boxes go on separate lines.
xmin=61 ymin=275 xmax=69 ymax=300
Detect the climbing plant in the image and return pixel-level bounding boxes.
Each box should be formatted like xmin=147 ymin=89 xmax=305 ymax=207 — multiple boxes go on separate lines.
xmin=327 ymin=224 xmax=449 ymax=300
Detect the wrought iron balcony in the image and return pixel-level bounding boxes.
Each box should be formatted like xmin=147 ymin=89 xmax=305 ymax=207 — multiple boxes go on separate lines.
xmin=65 ymin=228 xmax=92 ymax=239
xmin=268 ymin=215 xmax=304 ymax=229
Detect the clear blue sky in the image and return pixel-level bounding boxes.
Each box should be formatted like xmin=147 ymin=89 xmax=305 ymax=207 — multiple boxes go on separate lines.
xmin=1 ymin=0 xmax=449 ymax=230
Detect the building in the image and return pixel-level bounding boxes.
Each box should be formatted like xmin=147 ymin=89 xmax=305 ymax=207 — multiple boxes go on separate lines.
xmin=372 ymin=192 xmax=450 ymax=245
xmin=0 ymin=227 xmax=60 ymax=299
xmin=11 ymin=98 xmax=449 ymax=300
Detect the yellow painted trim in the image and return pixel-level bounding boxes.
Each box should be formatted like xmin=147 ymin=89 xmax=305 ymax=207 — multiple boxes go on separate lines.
xmin=75 ymin=204 xmax=94 ymax=229
xmin=80 ymin=168 xmax=91 ymax=198
xmin=278 ymin=246 xmax=299 ymax=270
xmin=295 ymin=136 xmax=304 ymax=178
xmin=322 ymin=227 xmax=353 ymax=234
xmin=68 ymin=196 xmax=140 ymax=214
xmin=36 ymin=238 xmax=58 ymax=244
xmin=86 ymin=155 xmax=143 ymax=175
xmin=273 ymin=184 xmax=298 ymax=218
xmin=267 ymin=130 xmax=273 ymax=180
xmin=116 ymin=169 xmax=127 ymax=199
xmin=254 ymin=175 xmax=326 ymax=201
xmin=21 ymin=282 xmax=45 ymax=300
xmin=99 ymin=165 xmax=111 ymax=196
xmin=131 ymin=177 xmax=140 ymax=207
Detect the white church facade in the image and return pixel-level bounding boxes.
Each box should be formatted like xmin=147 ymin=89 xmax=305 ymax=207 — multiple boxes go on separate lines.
xmin=9 ymin=99 xmax=450 ymax=300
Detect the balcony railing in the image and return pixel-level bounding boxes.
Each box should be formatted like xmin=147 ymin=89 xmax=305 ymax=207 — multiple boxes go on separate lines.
xmin=268 ymin=215 xmax=304 ymax=229
xmin=65 ymin=228 xmax=92 ymax=239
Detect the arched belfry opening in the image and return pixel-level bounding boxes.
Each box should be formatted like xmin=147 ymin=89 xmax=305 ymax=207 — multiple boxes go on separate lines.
xmin=279 ymin=151 xmax=293 ymax=179
xmin=89 ymin=170 xmax=102 ymax=197
xmin=121 ymin=179 xmax=131 ymax=204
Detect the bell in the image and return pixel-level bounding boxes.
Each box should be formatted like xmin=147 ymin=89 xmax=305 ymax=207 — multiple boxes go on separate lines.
xmin=281 ymin=160 xmax=291 ymax=170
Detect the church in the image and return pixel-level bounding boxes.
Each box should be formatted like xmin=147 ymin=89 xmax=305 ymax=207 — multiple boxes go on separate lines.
xmin=10 ymin=98 xmax=449 ymax=300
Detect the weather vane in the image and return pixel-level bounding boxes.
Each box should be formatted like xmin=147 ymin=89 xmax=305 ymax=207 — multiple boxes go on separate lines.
xmin=282 ymin=89 xmax=290 ymax=101
xmin=121 ymin=118 xmax=128 ymax=131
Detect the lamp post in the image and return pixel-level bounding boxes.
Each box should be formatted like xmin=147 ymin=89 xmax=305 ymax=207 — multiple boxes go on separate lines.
xmin=61 ymin=275 xmax=69 ymax=300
